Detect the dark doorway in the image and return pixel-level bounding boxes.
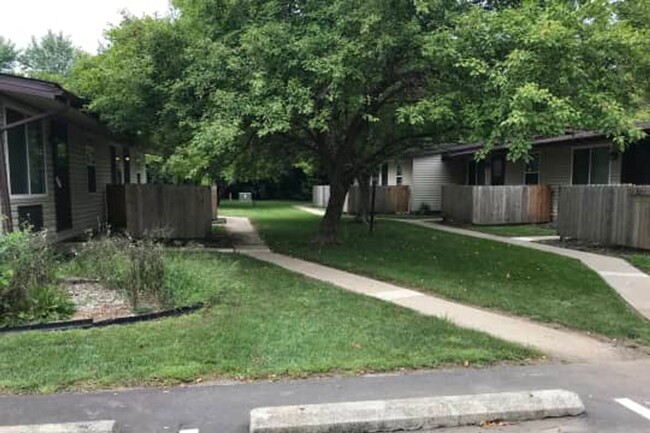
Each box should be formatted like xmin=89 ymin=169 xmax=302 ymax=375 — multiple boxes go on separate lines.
xmin=622 ymin=138 xmax=650 ymax=185
xmin=468 ymin=160 xmax=486 ymax=185
xmin=491 ymin=155 xmax=506 ymax=185
xmin=51 ymin=121 xmax=72 ymax=232
xmin=123 ymin=149 xmax=131 ymax=184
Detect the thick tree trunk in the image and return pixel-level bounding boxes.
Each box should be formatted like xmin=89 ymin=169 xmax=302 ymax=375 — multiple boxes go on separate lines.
xmin=315 ymin=175 xmax=350 ymax=245
xmin=354 ymin=172 xmax=371 ymax=224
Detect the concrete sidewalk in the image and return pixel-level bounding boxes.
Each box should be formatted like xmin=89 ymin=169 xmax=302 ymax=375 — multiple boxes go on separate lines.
xmin=392 ymin=219 xmax=650 ymax=321
xmin=223 ymin=217 xmax=641 ymax=363
xmin=295 ymin=207 xmax=649 ymax=319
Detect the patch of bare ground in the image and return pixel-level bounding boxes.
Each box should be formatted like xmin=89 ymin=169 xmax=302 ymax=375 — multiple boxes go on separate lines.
xmin=66 ymin=281 xmax=132 ymax=321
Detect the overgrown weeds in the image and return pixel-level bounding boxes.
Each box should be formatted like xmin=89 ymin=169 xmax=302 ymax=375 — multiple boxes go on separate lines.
xmin=68 ymin=233 xmax=171 ymax=309
xmin=0 ymin=229 xmax=73 ymax=326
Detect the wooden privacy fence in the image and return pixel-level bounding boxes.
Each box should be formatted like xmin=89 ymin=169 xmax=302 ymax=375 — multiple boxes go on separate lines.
xmin=557 ymin=185 xmax=650 ymax=250
xmin=107 ymin=184 xmax=213 ymax=239
xmin=312 ymin=184 xmax=411 ymax=214
xmin=442 ymin=185 xmax=552 ymax=225
xmin=346 ymin=185 xmax=411 ymax=214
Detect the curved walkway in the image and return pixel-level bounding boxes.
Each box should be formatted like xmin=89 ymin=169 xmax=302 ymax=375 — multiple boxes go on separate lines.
xmin=224 ymin=216 xmax=642 ymax=363
xmin=391 ymin=219 xmax=650 ymax=321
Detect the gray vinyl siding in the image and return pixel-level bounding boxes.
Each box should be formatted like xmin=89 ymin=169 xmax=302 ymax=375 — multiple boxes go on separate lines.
xmin=55 ymin=125 xmax=147 ymax=241
xmin=412 ymin=154 xmax=464 ymax=212
xmin=1 ymin=95 xmax=146 ymax=241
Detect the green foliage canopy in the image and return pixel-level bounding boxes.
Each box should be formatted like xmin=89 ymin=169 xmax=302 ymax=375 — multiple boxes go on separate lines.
xmin=70 ymin=0 xmax=650 ymax=239
xmin=0 ymin=37 xmax=18 ymax=72
xmin=20 ymin=30 xmax=86 ymax=81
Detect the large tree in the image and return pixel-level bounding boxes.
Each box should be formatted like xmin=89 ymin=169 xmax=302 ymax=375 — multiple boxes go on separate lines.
xmin=0 ymin=37 xmax=18 ymax=72
xmin=20 ymin=30 xmax=85 ymax=81
xmin=72 ymin=0 xmax=649 ymax=243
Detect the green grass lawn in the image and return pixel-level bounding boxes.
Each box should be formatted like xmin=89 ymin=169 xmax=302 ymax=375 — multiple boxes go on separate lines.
xmin=628 ymin=254 xmax=650 ymax=274
xmin=0 ymin=252 xmax=535 ymax=394
xmin=221 ymin=201 xmax=650 ymax=346
xmin=463 ymin=224 xmax=557 ymax=237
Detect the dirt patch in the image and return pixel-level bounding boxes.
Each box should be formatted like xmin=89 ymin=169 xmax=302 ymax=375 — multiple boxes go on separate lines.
xmin=67 ymin=282 xmax=132 ymax=321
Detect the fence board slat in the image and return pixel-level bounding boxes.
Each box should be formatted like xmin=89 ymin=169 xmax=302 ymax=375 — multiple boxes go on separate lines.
xmin=107 ymin=185 xmax=212 ymax=239
xmin=557 ymin=185 xmax=650 ymax=250
xmin=442 ymin=185 xmax=551 ymax=225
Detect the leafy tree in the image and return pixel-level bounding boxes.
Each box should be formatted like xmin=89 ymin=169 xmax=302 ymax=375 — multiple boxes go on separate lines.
xmin=71 ymin=0 xmax=649 ymax=243
xmin=20 ymin=30 xmax=85 ymax=80
xmin=0 ymin=37 xmax=18 ymax=72
xmin=70 ymin=16 xmax=188 ymax=150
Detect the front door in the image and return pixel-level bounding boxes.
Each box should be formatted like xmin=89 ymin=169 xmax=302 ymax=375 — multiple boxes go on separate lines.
xmin=51 ymin=121 xmax=72 ymax=232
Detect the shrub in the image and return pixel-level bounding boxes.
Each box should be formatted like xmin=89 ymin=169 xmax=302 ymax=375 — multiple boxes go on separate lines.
xmin=70 ymin=234 xmax=170 ymax=309
xmin=125 ymin=239 xmax=170 ymax=308
xmin=0 ymin=229 xmax=73 ymax=326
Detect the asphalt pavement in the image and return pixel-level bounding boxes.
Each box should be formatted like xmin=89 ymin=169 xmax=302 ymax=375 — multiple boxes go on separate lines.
xmin=2 ymin=360 xmax=650 ymax=432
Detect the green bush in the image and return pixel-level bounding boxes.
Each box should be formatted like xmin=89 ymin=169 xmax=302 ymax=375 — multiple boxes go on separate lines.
xmin=0 ymin=229 xmax=73 ymax=326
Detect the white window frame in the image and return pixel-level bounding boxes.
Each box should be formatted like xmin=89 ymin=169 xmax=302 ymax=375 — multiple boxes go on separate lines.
xmin=395 ymin=162 xmax=403 ymax=186
xmin=2 ymin=103 xmax=48 ymax=199
xmin=570 ymin=143 xmax=612 ymax=185
xmin=523 ymin=151 xmax=541 ymax=185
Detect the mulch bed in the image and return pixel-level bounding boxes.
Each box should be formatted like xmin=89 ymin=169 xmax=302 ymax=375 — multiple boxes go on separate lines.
xmin=66 ymin=281 xmax=132 ymax=321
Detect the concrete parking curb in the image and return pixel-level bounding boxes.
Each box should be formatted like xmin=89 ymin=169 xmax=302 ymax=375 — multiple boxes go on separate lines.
xmin=0 ymin=420 xmax=119 ymax=433
xmin=250 ymin=389 xmax=584 ymax=433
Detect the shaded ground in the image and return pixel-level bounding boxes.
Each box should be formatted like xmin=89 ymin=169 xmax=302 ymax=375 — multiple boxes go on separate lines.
xmin=541 ymin=238 xmax=650 ymax=275
xmin=456 ymin=223 xmax=557 ymax=238
xmin=0 ymin=253 xmax=534 ymax=394
xmin=221 ymin=201 xmax=650 ymax=347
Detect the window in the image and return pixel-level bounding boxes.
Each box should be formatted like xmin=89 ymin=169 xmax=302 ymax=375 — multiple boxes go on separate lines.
xmin=4 ymin=108 xmax=45 ymax=196
xmin=395 ymin=163 xmax=403 ymax=185
xmin=524 ymin=152 xmax=540 ymax=185
xmin=467 ymin=160 xmax=486 ymax=185
xmin=572 ymin=146 xmax=610 ymax=185
xmin=491 ymin=155 xmax=505 ymax=185
xmin=380 ymin=163 xmax=388 ymax=186
xmin=86 ymin=143 xmax=97 ymax=193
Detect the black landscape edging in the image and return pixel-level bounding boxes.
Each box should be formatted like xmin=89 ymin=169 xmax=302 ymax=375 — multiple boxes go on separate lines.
xmin=0 ymin=303 xmax=205 ymax=334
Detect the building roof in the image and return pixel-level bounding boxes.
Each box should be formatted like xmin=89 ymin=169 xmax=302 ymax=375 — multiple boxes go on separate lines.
xmin=0 ymin=73 xmax=137 ymax=146
xmin=409 ymin=123 xmax=650 ymax=159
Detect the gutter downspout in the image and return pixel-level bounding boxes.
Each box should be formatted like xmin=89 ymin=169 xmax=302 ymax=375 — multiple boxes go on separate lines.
xmin=0 ymin=109 xmax=68 ymax=233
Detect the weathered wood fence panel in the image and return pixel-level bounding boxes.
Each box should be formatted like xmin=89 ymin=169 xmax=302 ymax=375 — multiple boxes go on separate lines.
xmin=346 ymin=185 xmax=411 ymax=214
xmin=107 ymin=184 xmax=212 ymax=239
xmin=558 ymin=186 xmax=650 ymax=250
xmin=312 ymin=185 xmax=411 ymax=214
xmin=442 ymin=185 xmax=552 ymax=225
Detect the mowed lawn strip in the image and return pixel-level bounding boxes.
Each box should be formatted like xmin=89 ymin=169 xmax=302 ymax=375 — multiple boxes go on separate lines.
xmin=460 ymin=224 xmax=557 ymax=238
xmin=628 ymin=254 xmax=650 ymax=275
xmin=0 ymin=253 xmax=535 ymax=394
xmin=221 ymin=201 xmax=650 ymax=345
